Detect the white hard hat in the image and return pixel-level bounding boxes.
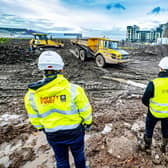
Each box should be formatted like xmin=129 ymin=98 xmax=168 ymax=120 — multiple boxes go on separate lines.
xmin=38 ymin=51 xmax=64 ymax=70
xmin=158 ymin=57 xmax=168 ymax=69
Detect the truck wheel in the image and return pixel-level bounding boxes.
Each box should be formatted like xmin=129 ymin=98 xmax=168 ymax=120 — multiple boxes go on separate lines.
xmin=79 ymin=49 xmax=87 ymax=61
xmin=74 ymin=48 xmax=80 ymax=58
xmin=35 ymin=48 xmax=42 ymax=55
xmin=96 ymin=54 xmax=106 ymax=67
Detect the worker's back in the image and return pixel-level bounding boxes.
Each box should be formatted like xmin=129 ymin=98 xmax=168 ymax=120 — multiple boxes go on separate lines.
xmin=24 ymin=51 xmax=92 ymax=168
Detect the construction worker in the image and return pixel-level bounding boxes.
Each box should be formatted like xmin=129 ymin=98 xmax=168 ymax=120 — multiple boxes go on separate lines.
xmin=24 ymin=50 xmax=92 ymax=168
xmin=142 ymin=57 xmax=168 ymax=152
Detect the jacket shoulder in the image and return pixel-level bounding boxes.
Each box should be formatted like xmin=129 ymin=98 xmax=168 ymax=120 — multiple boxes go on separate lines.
xmin=70 ymin=83 xmax=83 ymax=90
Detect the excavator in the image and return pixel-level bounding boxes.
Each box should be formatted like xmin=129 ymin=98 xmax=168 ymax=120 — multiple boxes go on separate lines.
xmin=29 ymin=33 xmax=64 ymax=51
xmin=71 ymin=37 xmax=129 ymax=67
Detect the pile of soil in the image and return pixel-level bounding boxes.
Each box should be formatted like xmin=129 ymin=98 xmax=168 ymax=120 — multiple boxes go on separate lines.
xmin=0 ymin=39 xmax=38 ymax=64
xmin=130 ymin=44 xmax=168 ymax=57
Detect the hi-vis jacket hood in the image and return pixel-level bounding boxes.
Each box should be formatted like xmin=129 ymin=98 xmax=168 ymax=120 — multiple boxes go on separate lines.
xmin=28 ymin=75 xmax=68 ymax=93
xmin=24 ymin=75 xmax=92 ymax=133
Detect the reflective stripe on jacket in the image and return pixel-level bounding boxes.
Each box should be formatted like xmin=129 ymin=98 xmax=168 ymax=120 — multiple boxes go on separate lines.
xmin=24 ymin=75 xmax=92 ymax=132
xmin=149 ymin=77 xmax=168 ymax=118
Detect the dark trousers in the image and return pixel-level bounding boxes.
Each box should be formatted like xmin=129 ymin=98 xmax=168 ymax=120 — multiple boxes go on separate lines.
xmin=46 ymin=129 xmax=86 ymax=168
xmin=145 ymin=111 xmax=168 ymax=138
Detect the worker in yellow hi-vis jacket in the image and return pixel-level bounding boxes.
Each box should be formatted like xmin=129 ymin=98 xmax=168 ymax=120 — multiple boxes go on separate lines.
xmin=24 ymin=50 xmax=92 ymax=168
xmin=142 ymin=57 xmax=168 ymax=153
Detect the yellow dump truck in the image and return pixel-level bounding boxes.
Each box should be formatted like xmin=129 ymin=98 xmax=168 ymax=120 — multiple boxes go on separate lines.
xmin=30 ymin=33 xmax=64 ymax=51
xmin=71 ymin=37 xmax=129 ymax=67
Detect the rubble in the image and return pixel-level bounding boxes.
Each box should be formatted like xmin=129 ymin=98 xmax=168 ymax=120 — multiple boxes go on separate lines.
xmin=131 ymin=120 xmax=145 ymax=132
xmin=0 ymin=40 xmax=168 ymax=167
xmin=130 ymin=45 xmax=168 ymax=57
xmin=101 ymin=123 xmax=113 ymax=134
xmin=106 ymin=136 xmax=137 ymax=160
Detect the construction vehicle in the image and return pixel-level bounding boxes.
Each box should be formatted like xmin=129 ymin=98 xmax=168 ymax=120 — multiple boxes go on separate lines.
xmin=29 ymin=33 xmax=64 ymax=51
xmin=71 ymin=37 xmax=129 ymax=67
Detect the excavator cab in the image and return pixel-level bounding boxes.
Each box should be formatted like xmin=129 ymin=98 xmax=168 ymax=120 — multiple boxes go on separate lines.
xmin=33 ymin=33 xmax=48 ymax=45
xmin=34 ymin=34 xmax=48 ymax=40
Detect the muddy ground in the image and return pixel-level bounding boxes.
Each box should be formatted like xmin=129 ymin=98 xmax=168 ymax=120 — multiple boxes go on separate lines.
xmin=0 ymin=39 xmax=168 ymax=168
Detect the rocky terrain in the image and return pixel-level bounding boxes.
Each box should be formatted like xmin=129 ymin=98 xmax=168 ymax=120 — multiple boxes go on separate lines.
xmin=0 ymin=39 xmax=168 ymax=168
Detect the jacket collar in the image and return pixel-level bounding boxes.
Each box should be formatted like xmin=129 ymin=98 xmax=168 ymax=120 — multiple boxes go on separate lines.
xmin=158 ymin=71 xmax=168 ymax=78
xmin=28 ymin=74 xmax=64 ymax=90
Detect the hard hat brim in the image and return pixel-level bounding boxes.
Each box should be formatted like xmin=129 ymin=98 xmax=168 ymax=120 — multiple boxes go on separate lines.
xmin=38 ymin=64 xmax=64 ymax=70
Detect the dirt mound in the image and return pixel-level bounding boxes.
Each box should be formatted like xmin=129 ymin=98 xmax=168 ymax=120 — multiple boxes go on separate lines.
xmin=130 ymin=44 xmax=168 ymax=58
xmin=0 ymin=40 xmax=38 ymax=64
xmin=0 ymin=122 xmax=35 ymax=144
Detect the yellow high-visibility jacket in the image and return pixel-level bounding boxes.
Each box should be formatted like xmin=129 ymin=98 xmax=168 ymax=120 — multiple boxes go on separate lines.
xmin=150 ymin=77 xmax=168 ymax=118
xmin=24 ymin=75 xmax=92 ymax=133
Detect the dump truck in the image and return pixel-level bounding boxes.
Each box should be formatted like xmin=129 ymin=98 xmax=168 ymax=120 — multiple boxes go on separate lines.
xmin=71 ymin=37 xmax=129 ymax=67
xmin=29 ymin=33 xmax=64 ymax=51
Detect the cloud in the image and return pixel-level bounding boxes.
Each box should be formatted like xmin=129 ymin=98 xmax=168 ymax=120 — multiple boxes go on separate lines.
xmin=113 ymin=3 xmax=126 ymax=10
xmin=148 ymin=6 xmax=168 ymax=15
xmin=150 ymin=6 xmax=161 ymax=14
xmin=60 ymin=0 xmax=96 ymax=9
xmin=0 ymin=0 xmax=168 ymax=40
xmin=106 ymin=3 xmax=126 ymax=11
xmin=50 ymin=27 xmax=73 ymax=31
xmin=2 ymin=13 xmax=15 ymax=17
xmin=106 ymin=4 xmax=112 ymax=10
xmin=83 ymin=27 xmax=126 ymax=40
